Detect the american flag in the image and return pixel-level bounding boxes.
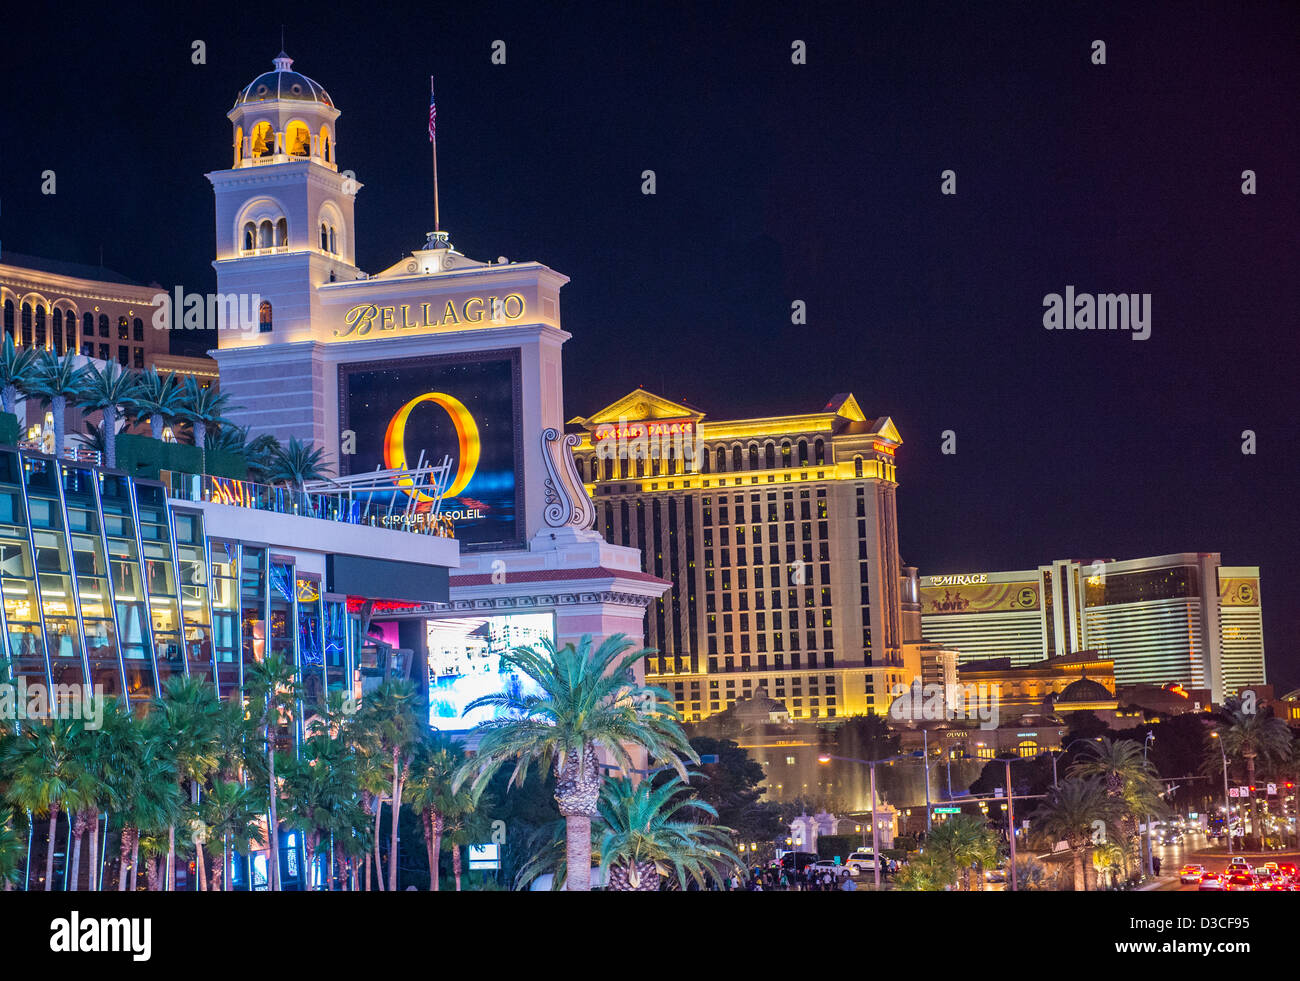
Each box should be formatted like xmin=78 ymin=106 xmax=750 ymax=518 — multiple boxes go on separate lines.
xmin=428 ymin=77 xmax=437 ymax=142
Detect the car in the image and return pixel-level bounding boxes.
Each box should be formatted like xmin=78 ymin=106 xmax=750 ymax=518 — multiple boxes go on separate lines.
xmin=1198 ymin=872 xmax=1224 ymax=891
xmin=1278 ymin=863 xmax=1299 ymax=879
xmin=1178 ymin=864 xmax=1206 ymax=883
xmin=845 ymin=851 xmax=879 ymax=875
xmin=1227 ymin=857 xmax=1251 ymax=872
xmin=778 ymin=851 xmax=820 ymax=874
xmin=1225 ymin=873 xmax=1256 ymax=892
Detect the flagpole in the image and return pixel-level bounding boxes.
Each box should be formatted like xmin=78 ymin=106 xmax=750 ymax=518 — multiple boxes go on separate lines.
xmin=430 ymin=76 xmax=440 ymax=233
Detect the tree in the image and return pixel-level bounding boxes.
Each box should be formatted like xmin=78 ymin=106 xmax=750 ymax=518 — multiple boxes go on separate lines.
xmin=358 ymin=680 xmax=421 ymax=891
xmin=153 ymin=676 xmax=222 ymax=891
xmin=209 ymin=425 xmax=280 ymax=482
xmin=596 ymin=775 xmax=742 ymax=891
xmin=0 ymin=334 xmax=40 ymax=414
xmin=456 ymin=634 xmax=697 ymax=891
xmin=680 ymin=736 xmax=783 ymax=844
xmin=78 ymin=360 xmax=137 ymax=469
xmin=923 ymin=814 xmax=1000 ymax=890
xmin=1031 ymin=776 xmax=1116 ymax=891
xmin=1070 ymin=736 xmax=1167 ymax=876
xmin=267 ymin=437 xmax=333 ymax=492
xmin=26 ymin=351 xmax=86 ymax=457
xmin=175 ymin=376 xmax=239 ymax=455
xmin=111 ymin=716 xmax=181 ymax=891
xmin=245 ymin=653 xmax=302 ymax=891
xmin=0 ymin=813 xmax=25 ymax=888
xmin=200 ymin=779 xmax=265 ymax=891
xmin=408 ymin=732 xmax=477 ymax=891
xmin=1213 ymin=698 xmax=1292 ymax=843
xmin=4 ymin=718 xmax=97 ymax=890
xmin=131 ymin=368 xmax=185 ymax=440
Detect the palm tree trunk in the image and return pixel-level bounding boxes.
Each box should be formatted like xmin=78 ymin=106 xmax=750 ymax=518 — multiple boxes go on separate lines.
xmin=266 ymin=732 xmax=280 ymax=891
xmin=373 ymin=800 xmax=385 ymax=891
xmin=431 ymin=811 xmax=444 ymax=892
xmin=1 ymin=384 xmax=14 ymax=415
xmin=166 ymin=825 xmax=175 ymax=890
xmin=130 ymin=834 xmax=140 ymax=891
xmin=87 ymin=812 xmax=100 ymax=891
xmin=118 ymin=825 xmax=135 ymax=891
xmin=103 ymin=405 xmax=118 ymax=469
xmin=452 ymin=842 xmax=462 ymax=891
xmin=45 ymin=805 xmax=60 ymax=891
xmin=388 ymin=748 xmax=402 ymax=892
xmin=224 ymin=839 xmax=232 ymax=892
xmin=1072 ymin=850 xmax=1085 ymax=892
xmin=194 ymin=420 xmax=207 ymax=451
xmin=192 ymin=783 xmax=207 ymax=892
xmin=69 ymin=813 xmax=85 ymax=891
xmin=151 ymin=415 xmax=164 ymax=440
xmin=146 ymin=856 xmax=160 ymax=892
xmin=564 ymin=815 xmax=592 ymax=891
xmin=1246 ymin=754 xmax=1259 ymax=840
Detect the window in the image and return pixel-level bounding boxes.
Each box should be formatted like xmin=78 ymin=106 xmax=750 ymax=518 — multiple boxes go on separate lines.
xmin=20 ymin=304 xmax=32 ymax=347
xmin=259 ymin=300 xmax=273 ymax=333
xmin=98 ymin=344 xmax=109 ymax=360
xmin=99 ymin=314 xmax=110 ymax=338
xmin=118 ymin=346 xmax=129 ymax=366
xmin=133 ymin=348 xmax=145 ymax=369
xmin=243 ymin=222 xmax=256 ymax=252
xmin=133 ymin=318 xmax=144 ymax=341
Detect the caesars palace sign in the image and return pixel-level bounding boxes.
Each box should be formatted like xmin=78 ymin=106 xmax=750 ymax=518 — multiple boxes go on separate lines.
xmin=336 ymin=293 xmax=528 ymax=338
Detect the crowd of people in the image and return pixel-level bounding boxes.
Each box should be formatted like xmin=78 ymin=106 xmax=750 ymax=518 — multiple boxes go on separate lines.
xmin=719 ymin=859 xmax=898 ymax=891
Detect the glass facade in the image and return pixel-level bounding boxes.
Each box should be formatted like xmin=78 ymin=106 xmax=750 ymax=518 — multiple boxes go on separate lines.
xmin=0 ymin=448 xmax=360 ymax=715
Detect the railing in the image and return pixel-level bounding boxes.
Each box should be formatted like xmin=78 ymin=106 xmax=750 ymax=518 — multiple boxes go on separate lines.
xmin=164 ymin=469 xmax=456 ymax=538
xmin=17 ymin=440 xmax=102 ymax=466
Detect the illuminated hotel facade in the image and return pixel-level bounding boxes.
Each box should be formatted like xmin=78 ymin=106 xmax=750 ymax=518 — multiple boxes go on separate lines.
xmin=569 ymin=390 xmax=916 ymax=722
xmin=919 ymin=552 xmax=1265 ymax=704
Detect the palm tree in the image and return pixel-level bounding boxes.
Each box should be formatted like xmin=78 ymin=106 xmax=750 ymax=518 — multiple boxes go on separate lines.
xmin=201 ymin=779 xmax=266 ymax=891
xmin=1215 ymin=697 xmax=1293 ymax=842
xmin=153 ymin=676 xmax=222 ymax=891
xmin=456 ymin=634 xmax=697 ymax=891
xmin=113 ymin=729 xmax=181 ymax=891
xmin=357 ymin=680 xmax=421 ymax=891
xmin=0 ymin=334 xmax=40 ymax=414
xmin=175 ymin=375 xmax=239 ymax=455
xmin=131 ymin=368 xmax=185 ymax=440
xmin=78 ymin=360 xmax=138 ymax=469
xmin=596 ymin=775 xmax=741 ymax=891
xmin=925 ymin=814 xmax=1001 ymax=891
xmin=1032 ymin=776 xmax=1116 ymax=891
xmin=26 ymin=351 xmax=86 ymax=457
xmin=1070 ymin=736 xmax=1167 ymax=875
xmin=408 ymin=731 xmax=476 ymax=891
xmin=4 ymin=718 xmax=98 ymax=890
xmin=244 ymin=653 xmax=301 ymax=891
xmin=209 ymin=425 xmax=281 ymax=481
xmin=267 ymin=437 xmax=333 ymax=494
xmin=0 ymin=814 xmax=25 ymax=889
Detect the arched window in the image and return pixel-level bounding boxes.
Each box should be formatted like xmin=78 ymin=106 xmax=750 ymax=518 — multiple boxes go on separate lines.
xmin=4 ymin=300 xmax=15 ymax=340
xmin=319 ymin=126 xmax=332 ymax=163
xmin=732 ymin=445 xmax=743 ymax=471
xmin=259 ymin=221 xmax=274 ymax=249
xmin=328 ymin=227 xmax=337 ymax=254
xmin=798 ymin=439 xmax=808 ymax=466
xmin=286 ymin=121 xmax=311 ymax=157
xmin=243 ymin=222 xmax=256 ymax=252
xmin=84 ymin=312 xmax=94 ymax=337
xmin=99 ymin=313 xmax=109 ymax=337
xmin=52 ymin=309 xmax=63 ymax=355
xmin=65 ymin=312 xmax=75 ymax=351
xmin=764 ymin=442 xmax=776 ymax=469
xmin=748 ymin=443 xmax=760 ymax=471
xmin=854 ymin=456 xmax=863 ymax=478
xmin=20 ymin=304 xmax=32 ymax=347
xmin=604 ymin=458 xmax=614 ymax=480
xmin=276 ymin=218 xmax=288 ymax=248
xmin=715 ymin=447 xmax=726 ymax=472
xmin=320 ymin=223 xmax=329 ymax=250
xmin=133 ymin=318 xmax=144 ymax=341
xmin=259 ymin=300 xmax=273 ymax=333
xmin=234 ymin=126 xmax=243 ymax=166
xmin=250 ymin=121 xmax=274 ymax=158
xmin=814 ymin=438 xmax=825 ymax=465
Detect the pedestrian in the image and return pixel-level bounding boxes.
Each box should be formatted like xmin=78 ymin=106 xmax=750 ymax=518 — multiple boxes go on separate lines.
xmin=1152 ymin=855 xmax=1161 ymax=876
xmin=840 ymin=874 xmax=857 ymax=892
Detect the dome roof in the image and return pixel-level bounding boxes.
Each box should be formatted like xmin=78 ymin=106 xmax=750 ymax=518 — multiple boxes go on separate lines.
xmin=1057 ymin=677 xmax=1114 ymax=704
xmin=235 ymin=53 xmax=333 ymax=108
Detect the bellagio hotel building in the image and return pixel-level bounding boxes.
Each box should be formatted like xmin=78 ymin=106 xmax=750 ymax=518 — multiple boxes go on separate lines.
xmin=570 ymin=389 xmax=916 ymax=723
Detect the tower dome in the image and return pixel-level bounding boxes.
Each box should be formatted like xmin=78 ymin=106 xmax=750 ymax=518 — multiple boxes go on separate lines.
xmin=235 ymin=52 xmax=333 ymax=107
xmin=227 ymin=52 xmax=342 ymax=171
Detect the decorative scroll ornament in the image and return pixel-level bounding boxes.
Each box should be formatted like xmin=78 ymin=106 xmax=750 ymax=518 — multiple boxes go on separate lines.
xmin=541 ymin=428 xmax=596 ymax=530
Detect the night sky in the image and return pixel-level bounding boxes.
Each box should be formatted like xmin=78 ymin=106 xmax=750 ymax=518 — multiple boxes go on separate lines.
xmin=1 ymin=2 xmax=1296 ymax=683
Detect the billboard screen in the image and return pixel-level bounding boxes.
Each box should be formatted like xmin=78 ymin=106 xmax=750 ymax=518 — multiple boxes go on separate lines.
xmin=920 ymin=581 xmax=1040 ymax=615
xmin=339 ymin=350 xmax=523 ymax=549
xmin=426 ymin=612 xmax=555 ymax=729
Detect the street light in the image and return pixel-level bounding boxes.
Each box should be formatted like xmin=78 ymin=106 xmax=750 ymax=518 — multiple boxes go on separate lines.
xmin=1210 ymin=731 xmax=1234 ymax=855
xmin=1143 ymin=732 xmax=1156 ymax=877
xmin=819 ymin=750 xmax=916 ymax=892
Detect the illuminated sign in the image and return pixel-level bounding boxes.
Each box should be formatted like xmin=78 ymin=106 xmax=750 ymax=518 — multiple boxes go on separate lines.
xmin=928 ymin=574 xmax=988 ymax=586
xmin=592 ymin=418 xmax=696 ymax=442
xmin=872 ymin=441 xmax=896 ymax=456
xmin=337 ymin=293 xmax=527 ymax=338
xmin=339 ymin=351 xmax=523 ymax=549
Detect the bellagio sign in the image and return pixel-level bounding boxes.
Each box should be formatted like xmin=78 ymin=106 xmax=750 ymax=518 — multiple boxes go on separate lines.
xmin=336 ymin=293 xmax=527 ymax=337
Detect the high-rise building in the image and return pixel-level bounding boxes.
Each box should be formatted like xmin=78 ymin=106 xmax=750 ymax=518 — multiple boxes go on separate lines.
xmin=919 ymin=553 xmax=1265 ymax=703
xmin=570 ymin=389 xmax=909 ymax=721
